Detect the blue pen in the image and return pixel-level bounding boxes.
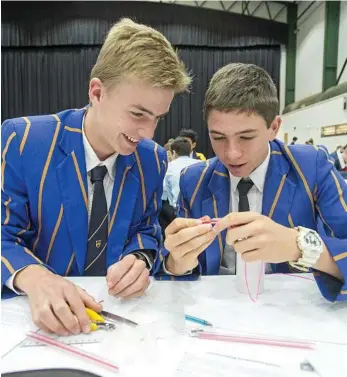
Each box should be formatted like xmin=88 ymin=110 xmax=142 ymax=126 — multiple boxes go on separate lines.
xmin=185 ymin=314 xmax=212 ymax=326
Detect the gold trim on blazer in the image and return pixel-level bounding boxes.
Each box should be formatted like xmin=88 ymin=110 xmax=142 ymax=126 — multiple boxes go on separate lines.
xmin=1 ymin=256 xmax=15 ymax=274
xmin=65 ymin=253 xmax=75 ymax=276
xmin=64 ymin=126 xmax=82 ymax=133
xmin=33 ymin=116 xmax=61 ymax=252
xmin=109 ymin=167 xmax=131 ymax=234
xmin=154 ymin=143 xmax=160 ymax=174
xmin=284 ymin=145 xmax=314 ymax=217
xmin=212 ymin=194 xmax=223 ymax=259
xmin=19 ymin=117 xmax=31 ymax=155
xmin=213 ymin=171 xmax=228 ymax=178
xmin=137 ymin=233 xmax=144 ymax=249
xmin=333 ymin=252 xmax=347 ymax=262
xmin=2 ymin=131 xmax=16 ymax=190
xmin=46 ymin=205 xmax=64 ymax=263
xmin=288 ymin=213 xmax=295 ymax=228
xmin=4 ymin=197 xmax=11 ymax=225
xmin=134 ymin=150 xmax=146 ymax=213
xmin=330 ymin=170 xmax=347 ymax=212
xmin=71 ymin=151 xmax=88 ymax=210
xmin=268 ymin=174 xmax=287 ymax=218
xmin=190 ymin=161 xmax=209 ymax=208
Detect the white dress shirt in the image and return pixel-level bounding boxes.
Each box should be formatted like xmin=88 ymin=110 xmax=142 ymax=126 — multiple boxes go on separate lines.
xmin=83 ymin=129 xmax=118 ymax=220
xmin=229 ymin=145 xmax=270 ymax=218
xmin=162 ymin=156 xmax=199 ymax=207
xmin=220 ymin=144 xmax=271 ymax=274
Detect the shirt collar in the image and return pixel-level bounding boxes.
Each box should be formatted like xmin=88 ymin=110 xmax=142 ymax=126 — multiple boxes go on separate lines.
xmin=82 ymin=115 xmax=118 ymax=180
xmin=229 ymin=144 xmax=271 ymax=194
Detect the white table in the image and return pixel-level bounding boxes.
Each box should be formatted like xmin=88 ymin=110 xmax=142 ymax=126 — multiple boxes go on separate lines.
xmin=2 ymin=274 xmax=347 ymax=377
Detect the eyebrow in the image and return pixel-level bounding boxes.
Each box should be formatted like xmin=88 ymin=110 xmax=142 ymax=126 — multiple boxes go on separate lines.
xmin=133 ymin=105 xmax=169 ymax=119
xmin=209 ymin=129 xmax=258 ymax=136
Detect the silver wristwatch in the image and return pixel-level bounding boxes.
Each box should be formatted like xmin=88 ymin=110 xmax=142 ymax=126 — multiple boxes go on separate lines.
xmin=289 ymin=226 xmax=323 ymax=271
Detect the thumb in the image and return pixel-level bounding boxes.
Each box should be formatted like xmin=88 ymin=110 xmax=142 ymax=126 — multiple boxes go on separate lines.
xmin=77 ymin=287 xmax=102 ymax=312
xmin=106 ymin=256 xmax=135 ymax=289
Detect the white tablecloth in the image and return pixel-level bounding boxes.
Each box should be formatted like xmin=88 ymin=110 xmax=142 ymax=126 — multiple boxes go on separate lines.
xmin=1 ymin=274 xmax=347 ymax=377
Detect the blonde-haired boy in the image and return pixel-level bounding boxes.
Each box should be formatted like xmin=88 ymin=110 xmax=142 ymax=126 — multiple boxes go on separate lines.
xmin=1 ymin=18 xmax=190 ymax=335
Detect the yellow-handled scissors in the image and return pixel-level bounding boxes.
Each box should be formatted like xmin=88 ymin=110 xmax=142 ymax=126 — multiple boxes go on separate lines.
xmin=85 ymin=308 xmax=116 ymax=331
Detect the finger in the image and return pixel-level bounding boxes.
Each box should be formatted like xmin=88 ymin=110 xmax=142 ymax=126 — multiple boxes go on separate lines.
xmin=106 ymin=255 xmax=136 ymax=288
xmin=52 ymin=299 xmax=80 ymax=335
xmin=226 ymin=221 xmax=264 ymax=246
xmin=178 ymin=237 xmax=215 ymax=270
xmin=200 ymin=215 xmax=211 ymax=222
xmin=200 ymin=215 xmax=212 ymax=224
xmin=165 ymin=218 xmax=202 ymax=237
xmin=109 ymin=260 xmax=146 ymax=296
xmin=66 ymin=287 xmax=95 ymax=334
xmin=213 ymin=212 xmax=261 ymax=234
xmin=35 ymin=321 xmax=53 ymax=334
xmin=121 ymin=278 xmax=151 ymax=299
xmin=240 ymin=250 xmax=261 ymax=262
xmin=165 ymin=223 xmax=213 ymax=250
xmin=169 ymin=230 xmax=216 ymax=260
xmin=76 ymin=286 xmax=102 ymax=313
xmin=116 ymin=268 xmax=150 ymax=298
xmin=233 ymin=236 xmax=262 ymax=255
xmin=37 ymin=303 xmax=70 ymax=336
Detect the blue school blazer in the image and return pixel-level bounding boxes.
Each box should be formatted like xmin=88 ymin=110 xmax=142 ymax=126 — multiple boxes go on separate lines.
xmin=2 ymin=107 xmax=167 ymax=296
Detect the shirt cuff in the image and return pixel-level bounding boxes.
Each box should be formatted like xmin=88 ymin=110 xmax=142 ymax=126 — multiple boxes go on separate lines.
xmin=5 ymin=267 xmax=27 ymax=295
xmin=162 ymin=256 xmax=193 ymax=276
xmin=133 ymin=251 xmax=154 ymax=271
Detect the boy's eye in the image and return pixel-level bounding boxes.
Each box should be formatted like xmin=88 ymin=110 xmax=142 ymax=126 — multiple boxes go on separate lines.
xmin=130 ymin=112 xmax=143 ymax=118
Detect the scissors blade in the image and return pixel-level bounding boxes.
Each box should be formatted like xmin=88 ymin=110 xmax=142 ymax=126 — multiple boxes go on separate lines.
xmin=100 ymin=310 xmax=138 ymax=327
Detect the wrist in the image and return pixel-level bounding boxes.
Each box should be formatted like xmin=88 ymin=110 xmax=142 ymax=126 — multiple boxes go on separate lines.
xmin=166 ymin=255 xmax=191 ymax=275
xmin=289 ymin=228 xmax=301 ymax=262
xmin=14 ymin=265 xmax=50 ymax=293
xmin=289 ymin=226 xmax=324 ymax=270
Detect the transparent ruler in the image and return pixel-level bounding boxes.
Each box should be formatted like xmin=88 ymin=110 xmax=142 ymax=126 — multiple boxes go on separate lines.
xmin=21 ymin=330 xmax=105 ymax=347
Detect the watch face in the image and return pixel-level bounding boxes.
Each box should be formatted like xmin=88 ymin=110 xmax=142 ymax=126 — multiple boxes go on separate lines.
xmin=303 ymin=231 xmax=322 ymax=247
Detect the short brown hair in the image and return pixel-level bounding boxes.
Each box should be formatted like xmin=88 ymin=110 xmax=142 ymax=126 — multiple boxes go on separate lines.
xmin=90 ymin=18 xmax=191 ymax=92
xmin=170 ymin=137 xmax=191 ymax=157
xmin=204 ymin=63 xmax=278 ymax=127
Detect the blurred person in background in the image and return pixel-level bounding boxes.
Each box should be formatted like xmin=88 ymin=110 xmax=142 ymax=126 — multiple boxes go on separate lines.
xmin=290 ymin=136 xmax=298 ymax=145
xmin=333 ymin=144 xmax=347 ymax=179
xmin=164 ymin=138 xmax=175 ymax=162
xmin=330 ymin=145 xmax=342 ymax=161
xmin=160 ymin=137 xmax=199 ymax=236
xmin=179 ymin=128 xmax=206 ymax=160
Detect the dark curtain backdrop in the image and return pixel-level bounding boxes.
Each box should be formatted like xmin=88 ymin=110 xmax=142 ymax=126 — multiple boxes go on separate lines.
xmin=1 ymin=1 xmax=286 ymax=157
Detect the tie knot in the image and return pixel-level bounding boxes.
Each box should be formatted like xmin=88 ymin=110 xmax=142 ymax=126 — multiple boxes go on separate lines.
xmin=237 ymin=178 xmax=254 ymax=196
xmin=91 ymin=166 xmax=107 ymax=183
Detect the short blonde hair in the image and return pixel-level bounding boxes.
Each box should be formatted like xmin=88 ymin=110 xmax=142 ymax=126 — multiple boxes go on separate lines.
xmin=90 ymin=18 xmax=191 ymax=93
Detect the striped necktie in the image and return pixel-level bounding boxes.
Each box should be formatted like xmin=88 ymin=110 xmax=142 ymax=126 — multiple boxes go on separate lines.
xmin=84 ymin=166 xmax=108 ymax=276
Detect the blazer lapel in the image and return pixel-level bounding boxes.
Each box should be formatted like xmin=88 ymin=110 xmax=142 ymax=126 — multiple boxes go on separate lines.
xmin=57 ymin=108 xmax=89 ymax=274
xmin=202 ymin=160 xmax=230 ymax=274
xmin=262 ymin=142 xmax=296 ymax=225
xmin=107 ymin=153 xmax=139 ymax=265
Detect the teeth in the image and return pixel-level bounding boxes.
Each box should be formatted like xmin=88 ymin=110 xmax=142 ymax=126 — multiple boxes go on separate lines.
xmin=125 ymin=134 xmax=139 ymax=143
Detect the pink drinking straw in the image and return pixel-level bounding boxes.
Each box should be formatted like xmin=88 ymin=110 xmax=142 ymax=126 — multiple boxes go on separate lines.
xmin=194 ymin=331 xmax=315 ymax=350
xmin=27 ymin=332 xmax=119 ymax=373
